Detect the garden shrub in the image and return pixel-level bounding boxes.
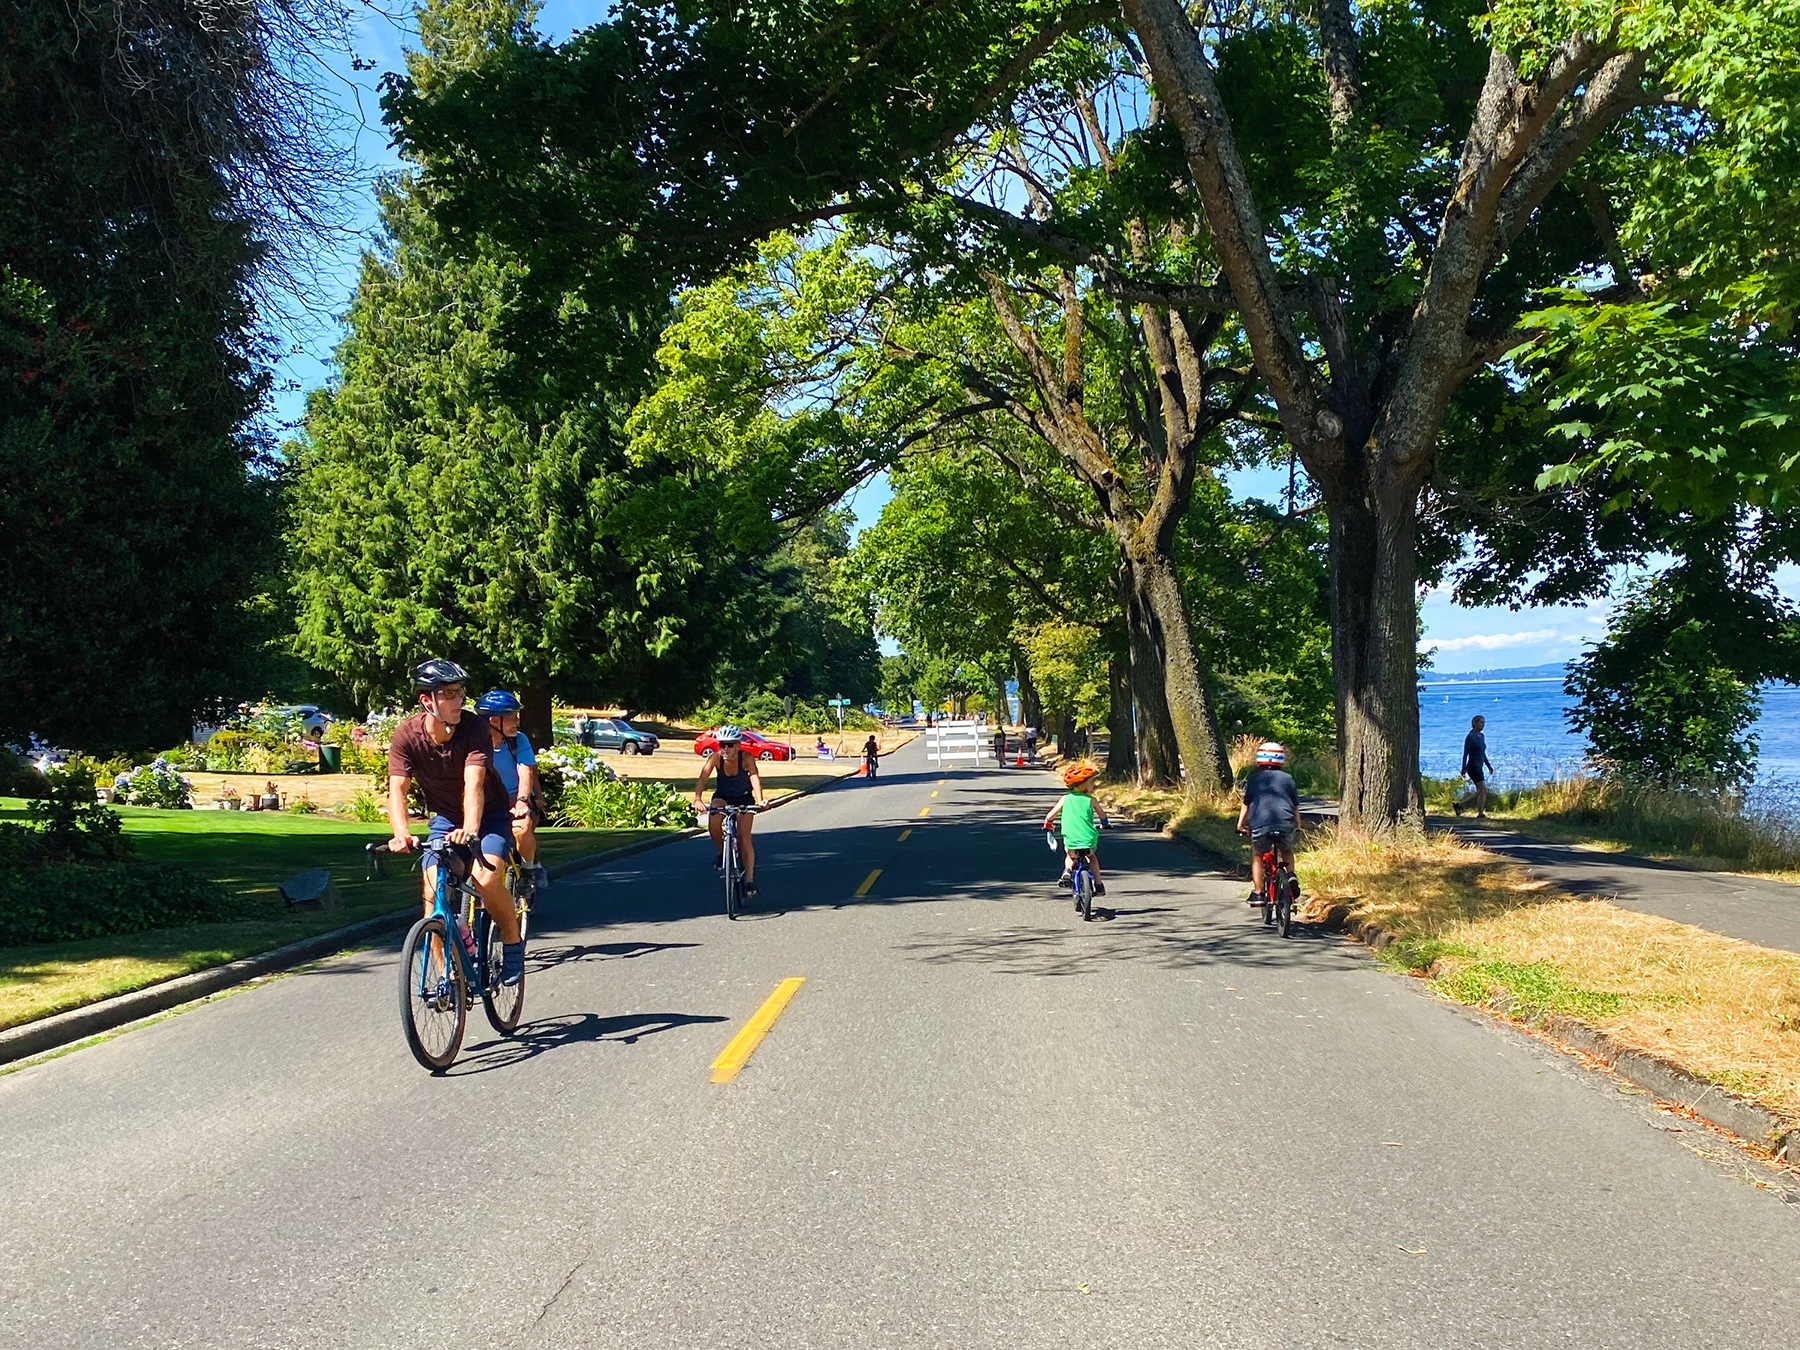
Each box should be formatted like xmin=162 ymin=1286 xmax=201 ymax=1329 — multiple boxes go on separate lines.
xmin=113 ymin=759 xmax=194 ymax=808
xmin=0 ymin=747 xmax=46 ymax=798
xmin=2 ymin=861 xmax=233 ymax=945
xmin=0 ymin=769 xmax=231 ymax=944
xmin=338 ymin=789 xmax=386 ymax=822
xmin=537 ymin=743 xmax=615 ymax=816
xmin=557 ymin=776 xmax=692 ymax=829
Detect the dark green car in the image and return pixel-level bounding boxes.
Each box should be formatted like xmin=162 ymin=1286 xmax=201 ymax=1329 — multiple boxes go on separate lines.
xmin=584 ymin=717 xmax=660 ymax=755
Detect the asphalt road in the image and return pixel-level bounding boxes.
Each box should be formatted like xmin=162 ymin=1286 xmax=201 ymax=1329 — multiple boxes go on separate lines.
xmin=1438 ymin=816 xmax=1800 ymax=954
xmin=4 ymin=741 xmax=1798 ymax=1348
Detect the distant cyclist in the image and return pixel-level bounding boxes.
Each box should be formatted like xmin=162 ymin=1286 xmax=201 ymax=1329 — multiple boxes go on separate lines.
xmin=694 ymin=725 xmax=768 ymax=897
xmin=1042 ymin=760 xmax=1107 ymax=896
xmin=476 ymin=689 xmax=549 ymax=893
xmin=386 ymin=659 xmax=525 ymax=985
xmin=862 ymin=733 xmax=880 ymax=780
xmin=1236 ymin=741 xmax=1300 ymax=908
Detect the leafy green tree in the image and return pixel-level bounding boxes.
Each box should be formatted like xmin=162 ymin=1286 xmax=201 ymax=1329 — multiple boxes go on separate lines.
xmin=1567 ymin=554 xmax=1800 ymax=788
xmin=287 ymin=0 xmax=779 ymax=741
xmin=392 ymin=0 xmax=1800 ymax=824
xmin=1119 ymin=0 xmax=1800 ymax=825
xmin=0 ymin=0 xmax=288 ymax=752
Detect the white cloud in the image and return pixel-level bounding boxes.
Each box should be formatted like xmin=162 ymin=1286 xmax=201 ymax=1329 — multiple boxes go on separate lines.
xmin=1422 ymin=628 xmax=1568 ymax=654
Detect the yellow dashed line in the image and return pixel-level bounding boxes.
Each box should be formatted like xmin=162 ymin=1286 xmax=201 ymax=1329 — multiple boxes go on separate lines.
xmin=855 ymin=868 xmax=882 ymax=897
xmin=898 ymin=828 xmax=912 ymax=841
xmin=929 ymin=790 xmax=938 ymax=798
xmin=710 ymin=978 xmax=806 ymax=1083
xmin=918 ymin=806 xmax=930 ymax=818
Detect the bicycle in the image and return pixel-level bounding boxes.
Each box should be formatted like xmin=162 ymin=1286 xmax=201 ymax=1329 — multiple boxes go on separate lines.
xmin=1243 ymin=830 xmax=1297 ymax=938
xmin=370 ymin=838 xmax=535 ymax=1071
xmin=1044 ymin=827 xmax=1099 ymax=921
xmin=700 ymin=803 xmax=759 ymax=920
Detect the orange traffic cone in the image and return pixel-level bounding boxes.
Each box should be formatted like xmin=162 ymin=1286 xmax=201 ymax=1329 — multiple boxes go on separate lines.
xmin=1015 ymin=749 xmax=1024 ymax=767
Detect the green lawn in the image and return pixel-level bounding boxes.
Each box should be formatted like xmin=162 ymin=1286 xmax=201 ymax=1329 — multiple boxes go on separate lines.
xmin=0 ymin=800 xmax=672 ymax=1031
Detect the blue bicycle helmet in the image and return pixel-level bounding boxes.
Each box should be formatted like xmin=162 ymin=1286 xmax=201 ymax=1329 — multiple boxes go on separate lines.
xmin=475 ymin=689 xmax=521 ymax=716
xmin=716 ymin=724 xmax=744 ymax=745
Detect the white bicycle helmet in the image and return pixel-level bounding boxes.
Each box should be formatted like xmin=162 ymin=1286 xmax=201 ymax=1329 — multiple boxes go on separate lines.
xmin=1254 ymin=740 xmax=1286 ymax=766
xmin=716 ymin=724 xmax=744 ymax=745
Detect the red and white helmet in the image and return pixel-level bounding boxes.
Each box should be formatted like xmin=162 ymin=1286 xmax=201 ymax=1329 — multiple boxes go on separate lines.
xmin=1254 ymin=741 xmax=1286 ymax=767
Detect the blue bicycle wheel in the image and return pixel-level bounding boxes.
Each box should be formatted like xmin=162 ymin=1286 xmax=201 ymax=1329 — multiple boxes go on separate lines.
xmin=399 ymin=915 xmax=466 ymax=1071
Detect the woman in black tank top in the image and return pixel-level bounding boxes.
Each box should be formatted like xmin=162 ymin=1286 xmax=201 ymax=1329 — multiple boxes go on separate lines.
xmin=694 ymin=738 xmax=767 ymax=894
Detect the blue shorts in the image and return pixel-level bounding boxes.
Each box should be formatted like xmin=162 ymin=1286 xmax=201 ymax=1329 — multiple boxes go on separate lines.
xmin=426 ymin=808 xmax=514 ymax=872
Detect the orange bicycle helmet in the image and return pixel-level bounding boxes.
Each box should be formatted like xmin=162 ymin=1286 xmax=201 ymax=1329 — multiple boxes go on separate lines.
xmin=1060 ymin=760 xmax=1099 ymax=787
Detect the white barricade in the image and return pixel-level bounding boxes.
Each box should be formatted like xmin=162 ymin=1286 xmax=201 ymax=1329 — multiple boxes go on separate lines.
xmin=925 ymin=720 xmax=991 ymax=767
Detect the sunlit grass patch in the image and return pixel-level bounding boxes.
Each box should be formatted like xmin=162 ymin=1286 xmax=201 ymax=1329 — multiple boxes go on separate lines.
xmin=1303 ymin=824 xmax=1800 ymax=1119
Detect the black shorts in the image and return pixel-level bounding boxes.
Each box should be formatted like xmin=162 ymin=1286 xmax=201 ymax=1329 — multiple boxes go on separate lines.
xmin=1250 ymin=830 xmax=1294 ymax=852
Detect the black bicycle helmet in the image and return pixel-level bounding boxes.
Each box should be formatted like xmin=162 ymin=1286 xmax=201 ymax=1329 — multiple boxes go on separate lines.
xmin=411 ymin=657 xmax=470 ymax=692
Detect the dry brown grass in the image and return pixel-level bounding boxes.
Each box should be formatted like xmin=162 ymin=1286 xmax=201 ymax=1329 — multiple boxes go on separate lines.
xmin=1303 ymin=826 xmax=1800 ymax=1120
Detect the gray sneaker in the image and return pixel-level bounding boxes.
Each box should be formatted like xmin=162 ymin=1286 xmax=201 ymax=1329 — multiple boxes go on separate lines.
xmin=531 ymin=863 xmax=549 ymax=892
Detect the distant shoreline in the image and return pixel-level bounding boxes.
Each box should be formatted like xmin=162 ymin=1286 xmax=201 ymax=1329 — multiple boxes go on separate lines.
xmin=1420 ymin=677 xmax=1564 ymax=688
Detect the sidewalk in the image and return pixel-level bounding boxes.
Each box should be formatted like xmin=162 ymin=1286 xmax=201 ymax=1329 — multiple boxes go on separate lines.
xmin=1435 ymin=816 xmax=1800 ymax=957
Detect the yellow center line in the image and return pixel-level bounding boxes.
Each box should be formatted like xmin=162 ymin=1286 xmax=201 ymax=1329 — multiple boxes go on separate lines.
xmin=855 ymin=867 xmax=882 ymax=896
xmin=898 ymin=828 xmax=912 ymax=841
xmin=918 ymin=806 xmax=930 ymax=817
xmin=929 ymin=790 xmax=938 ymax=798
xmin=710 ymin=977 xmax=806 ymax=1084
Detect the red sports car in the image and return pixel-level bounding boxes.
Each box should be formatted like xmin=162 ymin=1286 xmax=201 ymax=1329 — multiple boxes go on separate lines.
xmin=692 ymin=728 xmax=796 ymax=761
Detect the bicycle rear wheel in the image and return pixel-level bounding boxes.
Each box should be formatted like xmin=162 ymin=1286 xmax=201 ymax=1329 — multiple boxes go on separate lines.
xmin=1075 ymin=869 xmax=1093 ymax=921
xmin=1260 ymin=882 xmax=1274 ymax=926
xmin=481 ymin=911 xmax=525 ymax=1035
xmin=399 ymin=915 xmax=466 ymax=1071
xmin=1275 ymin=872 xmax=1293 ymax=939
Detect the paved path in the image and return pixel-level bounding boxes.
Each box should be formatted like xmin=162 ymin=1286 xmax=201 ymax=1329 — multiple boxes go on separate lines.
xmin=4 ymin=743 xmax=1798 ymax=1348
xmin=1439 ymin=816 xmax=1800 ymax=955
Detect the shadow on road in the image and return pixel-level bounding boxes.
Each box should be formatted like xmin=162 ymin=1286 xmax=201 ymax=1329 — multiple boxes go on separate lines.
xmin=447 ymin=1010 xmax=729 ymax=1075
xmin=527 ymin=941 xmax=700 ymax=972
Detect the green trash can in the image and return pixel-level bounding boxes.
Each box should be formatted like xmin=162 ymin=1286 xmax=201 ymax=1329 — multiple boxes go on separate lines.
xmin=318 ymin=744 xmax=343 ymax=774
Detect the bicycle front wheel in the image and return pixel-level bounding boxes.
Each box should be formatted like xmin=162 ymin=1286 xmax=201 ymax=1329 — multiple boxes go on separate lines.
xmin=481 ymin=913 xmax=526 ymax=1036
xmin=399 ymin=915 xmax=466 ymax=1072
xmin=724 ymin=834 xmax=741 ymax=920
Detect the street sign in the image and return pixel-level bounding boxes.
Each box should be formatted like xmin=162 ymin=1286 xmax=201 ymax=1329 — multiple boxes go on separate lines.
xmin=827 ymin=698 xmax=850 ymax=706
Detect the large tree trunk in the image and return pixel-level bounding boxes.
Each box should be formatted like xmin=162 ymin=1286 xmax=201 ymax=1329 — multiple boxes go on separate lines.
xmin=520 ymin=680 xmax=554 ymax=755
xmin=1330 ymin=476 xmax=1425 ymax=831
xmin=1130 ymin=552 xmax=1230 ymax=794
xmin=1015 ymin=655 xmax=1045 ymax=732
xmin=992 ymin=671 xmax=1011 ymax=726
xmin=1122 ymin=574 xmax=1181 ymax=787
xmin=1105 ymin=655 xmax=1136 ymax=781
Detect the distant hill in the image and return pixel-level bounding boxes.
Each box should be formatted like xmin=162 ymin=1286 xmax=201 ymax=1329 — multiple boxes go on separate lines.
xmin=1420 ymin=661 xmax=1569 ymax=684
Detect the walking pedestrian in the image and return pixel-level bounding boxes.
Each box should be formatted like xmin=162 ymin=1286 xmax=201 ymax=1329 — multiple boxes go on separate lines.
xmin=1454 ymin=715 xmax=1496 ymax=818
xmin=1024 ymin=725 xmax=1038 ymax=761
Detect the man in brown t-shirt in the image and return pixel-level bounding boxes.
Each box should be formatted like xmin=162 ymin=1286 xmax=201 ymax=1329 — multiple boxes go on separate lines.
xmin=387 ymin=658 xmax=524 ymax=982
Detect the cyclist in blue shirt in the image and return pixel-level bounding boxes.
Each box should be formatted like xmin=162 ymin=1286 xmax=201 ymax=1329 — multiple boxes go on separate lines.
xmin=476 ymin=689 xmax=549 ymax=893
xmin=1236 ymin=740 xmax=1300 ymax=906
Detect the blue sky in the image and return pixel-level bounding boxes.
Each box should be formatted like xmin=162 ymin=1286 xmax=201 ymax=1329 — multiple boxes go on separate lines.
xmin=277 ymin=5 xmax=1781 ymax=676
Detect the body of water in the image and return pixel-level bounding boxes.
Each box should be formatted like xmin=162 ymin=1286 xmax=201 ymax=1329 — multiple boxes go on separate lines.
xmin=1418 ymin=678 xmax=1800 ymax=806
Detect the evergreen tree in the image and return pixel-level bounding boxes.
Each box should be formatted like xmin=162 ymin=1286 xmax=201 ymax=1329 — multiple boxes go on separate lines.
xmin=0 ymin=0 xmax=280 ymax=751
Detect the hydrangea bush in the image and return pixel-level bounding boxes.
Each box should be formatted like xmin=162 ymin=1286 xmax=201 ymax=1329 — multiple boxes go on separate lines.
xmin=112 ymin=758 xmax=193 ymax=809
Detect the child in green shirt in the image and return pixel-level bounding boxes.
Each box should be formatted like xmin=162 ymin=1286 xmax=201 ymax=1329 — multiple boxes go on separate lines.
xmin=1042 ymin=760 xmax=1108 ymax=896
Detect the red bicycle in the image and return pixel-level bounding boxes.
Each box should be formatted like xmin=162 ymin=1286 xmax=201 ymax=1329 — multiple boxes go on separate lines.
xmin=1242 ymin=829 xmax=1297 ymax=939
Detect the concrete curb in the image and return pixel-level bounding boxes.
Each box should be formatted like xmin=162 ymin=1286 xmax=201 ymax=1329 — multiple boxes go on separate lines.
xmin=0 ymin=765 xmax=862 ymax=1068
xmin=1314 ymin=902 xmax=1800 ymax=1164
